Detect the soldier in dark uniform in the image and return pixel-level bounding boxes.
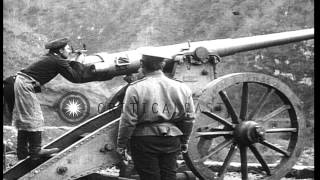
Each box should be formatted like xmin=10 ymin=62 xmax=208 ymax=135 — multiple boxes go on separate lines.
xmin=117 ymin=54 xmax=195 ymax=180
xmin=12 ymin=37 xmax=85 ymax=160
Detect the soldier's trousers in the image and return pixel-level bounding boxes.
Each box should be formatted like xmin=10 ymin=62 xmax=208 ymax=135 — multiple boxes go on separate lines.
xmin=130 ymin=136 xmax=181 ymax=180
xmin=17 ymin=130 xmax=42 ymax=160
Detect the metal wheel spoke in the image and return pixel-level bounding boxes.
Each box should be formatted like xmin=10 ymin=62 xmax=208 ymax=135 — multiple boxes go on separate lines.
xmin=248 ymin=88 xmax=275 ymax=120
xmin=249 ymin=145 xmax=271 ymax=176
xmin=265 ymin=128 xmax=297 ymax=133
xmin=202 ymin=111 xmax=234 ymax=128
xmin=219 ymin=91 xmax=239 ymax=124
xmin=218 ymin=143 xmax=238 ymax=178
xmin=196 ymin=131 xmax=233 ymax=137
xmin=240 ymin=82 xmax=249 ymax=121
xmin=240 ymin=145 xmax=248 ymax=180
xmin=198 ymin=139 xmax=233 ymax=163
xmin=260 ymin=140 xmax=290 ymax=157
xmin=257 ymin=105 xmax=291 ymax=123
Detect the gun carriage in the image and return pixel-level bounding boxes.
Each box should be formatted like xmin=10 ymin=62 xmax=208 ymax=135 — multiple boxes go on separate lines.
xmin=4 ymin=28 xmax=314 ymax=180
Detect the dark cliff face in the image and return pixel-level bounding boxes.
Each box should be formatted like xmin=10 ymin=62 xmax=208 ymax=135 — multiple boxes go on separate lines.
xmin=3 ymin=0 xmax=314 ymax=126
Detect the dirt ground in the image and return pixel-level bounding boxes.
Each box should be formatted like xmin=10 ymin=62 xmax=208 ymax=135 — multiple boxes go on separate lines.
xmin=4 ymin=147 xmax=314 ymax=179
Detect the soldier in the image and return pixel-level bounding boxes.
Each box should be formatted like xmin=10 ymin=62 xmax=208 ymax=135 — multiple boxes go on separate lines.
xmin=12 ymin=37 xmax=84 ymax=160
xmin=117 ymin=54 xmax=195 ymax=180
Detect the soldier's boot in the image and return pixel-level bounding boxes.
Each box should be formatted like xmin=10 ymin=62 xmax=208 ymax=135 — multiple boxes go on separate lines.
xmin=28 ymin=131 xmax=59 ymax=160
xmin=31 ymin=148 xmax=60 ymax=159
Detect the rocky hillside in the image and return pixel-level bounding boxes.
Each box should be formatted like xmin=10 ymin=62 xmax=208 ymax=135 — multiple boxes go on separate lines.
xmin=3 ymin=0 xmax=314 ymax=128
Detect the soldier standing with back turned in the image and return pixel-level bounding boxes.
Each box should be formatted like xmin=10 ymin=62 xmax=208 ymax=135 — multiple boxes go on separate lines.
xmin=117 ymin=53 xmax=195 ymax=180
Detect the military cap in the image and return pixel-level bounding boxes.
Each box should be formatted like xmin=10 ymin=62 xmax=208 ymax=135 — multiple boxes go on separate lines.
xmin=141 ymin=49 xmax=173 ymax=62
xmin=140 ymin=53 xmax=169 ymax=71
xmin=45 ymin=37 xmax=70 ymax=50
xmin=141 ymin=54 xmax=165 ymax=62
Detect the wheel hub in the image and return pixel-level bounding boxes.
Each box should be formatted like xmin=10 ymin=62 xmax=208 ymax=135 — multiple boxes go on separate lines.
xmin=234 ymin=121 xmax=266 ymax=145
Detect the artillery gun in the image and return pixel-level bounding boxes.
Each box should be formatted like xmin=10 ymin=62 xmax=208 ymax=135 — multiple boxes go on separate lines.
xmin=4 ymin=28 xmax=314 ymax=180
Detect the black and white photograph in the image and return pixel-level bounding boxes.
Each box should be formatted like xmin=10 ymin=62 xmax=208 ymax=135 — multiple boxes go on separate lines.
xmin=3 ymin=0 xmax=314 ymax=179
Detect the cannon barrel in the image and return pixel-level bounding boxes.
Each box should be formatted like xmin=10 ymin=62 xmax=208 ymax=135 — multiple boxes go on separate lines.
xmin=209 ymin=28 xmax=314 ymax=57
xmin=158 ymin=28 xmax=314 ymax=58
xmin=81 ymin=28 xmax=313 ymax=79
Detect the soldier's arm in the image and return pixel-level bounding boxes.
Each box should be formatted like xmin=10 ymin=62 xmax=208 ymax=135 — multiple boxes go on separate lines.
xmin=176 ymin=89 xmax=195 ymax=144
xmin=56 ymin=59 xmax=83 ymax=83
xmin=117 ymin=86 xmax=139 ymax=148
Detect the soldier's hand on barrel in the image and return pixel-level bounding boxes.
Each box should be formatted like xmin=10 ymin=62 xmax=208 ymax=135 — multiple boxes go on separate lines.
xmin=181 ymin=143 xmax=188 ymax=153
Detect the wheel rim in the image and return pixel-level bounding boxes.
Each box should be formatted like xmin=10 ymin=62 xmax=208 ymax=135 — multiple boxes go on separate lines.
xmin=185 ymin=73 xmax=305 ymax=180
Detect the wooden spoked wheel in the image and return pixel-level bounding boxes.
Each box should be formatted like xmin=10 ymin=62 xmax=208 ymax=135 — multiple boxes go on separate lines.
xmin=184 ymin=73 xmax=305 ymax=180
